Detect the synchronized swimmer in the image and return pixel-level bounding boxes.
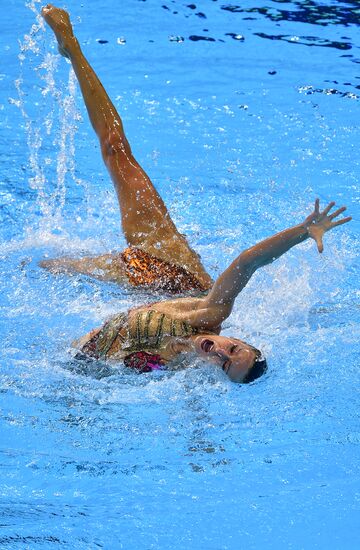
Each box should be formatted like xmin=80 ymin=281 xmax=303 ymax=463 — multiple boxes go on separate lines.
xmin=40 ymin=5 xmax=351 ymax=383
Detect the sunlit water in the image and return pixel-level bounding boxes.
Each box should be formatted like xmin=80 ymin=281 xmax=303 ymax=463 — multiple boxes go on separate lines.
xmin=1 ymin=1 xmax=359 ymax=548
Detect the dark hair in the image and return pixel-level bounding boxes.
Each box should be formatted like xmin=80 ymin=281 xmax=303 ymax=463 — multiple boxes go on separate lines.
xmin=242 ymin=355 xmax=268 ymax=384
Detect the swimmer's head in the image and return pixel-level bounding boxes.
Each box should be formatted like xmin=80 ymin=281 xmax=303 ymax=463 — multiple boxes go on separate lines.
xmin=193 ymin=334 xmax=267 ymax=383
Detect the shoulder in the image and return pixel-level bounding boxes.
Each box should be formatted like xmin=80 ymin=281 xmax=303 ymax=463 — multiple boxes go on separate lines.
xmin=71 ymin=327 xmax=101 ymax=350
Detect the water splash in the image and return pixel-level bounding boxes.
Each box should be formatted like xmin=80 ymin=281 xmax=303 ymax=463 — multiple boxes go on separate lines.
xmin=11 ymin=0 xmax=85 ymax=239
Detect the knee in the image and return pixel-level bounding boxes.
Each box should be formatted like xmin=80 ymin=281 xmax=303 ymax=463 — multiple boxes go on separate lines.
xmin=101 ymin=130 xmax=130 ymax=158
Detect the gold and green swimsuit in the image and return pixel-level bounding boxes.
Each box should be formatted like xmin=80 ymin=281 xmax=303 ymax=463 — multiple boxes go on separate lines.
xmin=81 ymin=308 xmax=195 ymax=363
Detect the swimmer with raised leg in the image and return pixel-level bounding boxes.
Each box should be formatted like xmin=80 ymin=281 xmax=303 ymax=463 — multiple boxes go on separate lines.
xmin=41 ymin=6 xmax=351 ymax=383
xmin=40 ymin=5 xmax=212 ymax=294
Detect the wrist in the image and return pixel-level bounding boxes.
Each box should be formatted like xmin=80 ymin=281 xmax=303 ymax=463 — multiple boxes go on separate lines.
xmin=287 ymin=223 xmax=310 ymax=246
xmin=296 ymin=222 xmax=310 ymax=238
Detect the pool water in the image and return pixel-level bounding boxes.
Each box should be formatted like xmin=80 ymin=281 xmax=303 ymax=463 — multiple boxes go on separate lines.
xmin=1 ymin=0 xmax=359 ymax=548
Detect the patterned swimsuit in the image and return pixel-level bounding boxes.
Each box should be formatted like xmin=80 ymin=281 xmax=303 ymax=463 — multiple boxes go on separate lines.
xmin=80 ymin=308 xmax=197 ymax=373
xmin=121 ymin=247 xmax=209 ymax=294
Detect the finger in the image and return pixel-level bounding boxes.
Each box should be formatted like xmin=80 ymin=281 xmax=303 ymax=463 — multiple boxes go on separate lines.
xmin=316 ymin=235 xmax=324 ymax=253
xmin=331 ymin=216 xmax=352 ymax=227
xmin=329 ymin=206 xmax=346 ymax=220
xmin=314 ymin=198 xmax=320 ymax=214
xmin=322 ymin=201 xmax=336 ymax=216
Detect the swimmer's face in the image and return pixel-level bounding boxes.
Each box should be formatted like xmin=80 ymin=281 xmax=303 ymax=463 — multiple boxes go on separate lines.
xmin=193 ymin=335 xmax=262 ymax=383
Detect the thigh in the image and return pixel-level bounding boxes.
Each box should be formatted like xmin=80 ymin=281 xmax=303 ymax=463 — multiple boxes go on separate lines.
xmin=103 ymin=145 xmax=211 ymax=287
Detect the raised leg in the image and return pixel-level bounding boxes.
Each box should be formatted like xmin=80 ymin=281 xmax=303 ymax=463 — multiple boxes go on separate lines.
xmin=41 ymin=5 xmax=211 ymax=288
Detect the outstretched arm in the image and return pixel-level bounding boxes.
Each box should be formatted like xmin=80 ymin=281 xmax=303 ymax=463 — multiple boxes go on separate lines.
xmin=199 ymin=200 xmax=351 ymax=324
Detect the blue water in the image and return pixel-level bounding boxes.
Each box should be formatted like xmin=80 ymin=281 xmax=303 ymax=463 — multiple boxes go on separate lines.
xmin=1 ymin=0 xmax=359 ymax=548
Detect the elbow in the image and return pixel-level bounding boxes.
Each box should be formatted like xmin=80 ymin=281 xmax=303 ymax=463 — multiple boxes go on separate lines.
xmin=237 ymin=251 xmax=258 ymax=275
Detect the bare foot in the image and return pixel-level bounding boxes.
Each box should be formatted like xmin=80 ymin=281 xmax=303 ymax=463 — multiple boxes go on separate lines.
xmin=41 ymin=4 xmax=76 ymax=58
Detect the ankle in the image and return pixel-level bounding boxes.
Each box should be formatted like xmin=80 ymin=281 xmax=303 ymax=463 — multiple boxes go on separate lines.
xmin=63 ymin=35 xmax=80 ymax=58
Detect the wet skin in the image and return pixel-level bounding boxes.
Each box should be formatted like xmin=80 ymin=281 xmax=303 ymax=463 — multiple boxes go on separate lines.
xmin=41 ymin=6 xmax=352 ymax=383
xmin=192 ymin=335 xmax=259 ymax=382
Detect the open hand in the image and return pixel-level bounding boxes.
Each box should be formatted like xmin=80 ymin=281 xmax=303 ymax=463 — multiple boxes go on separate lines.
xmin=304 ymin=199 xmax=352 ymax=253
